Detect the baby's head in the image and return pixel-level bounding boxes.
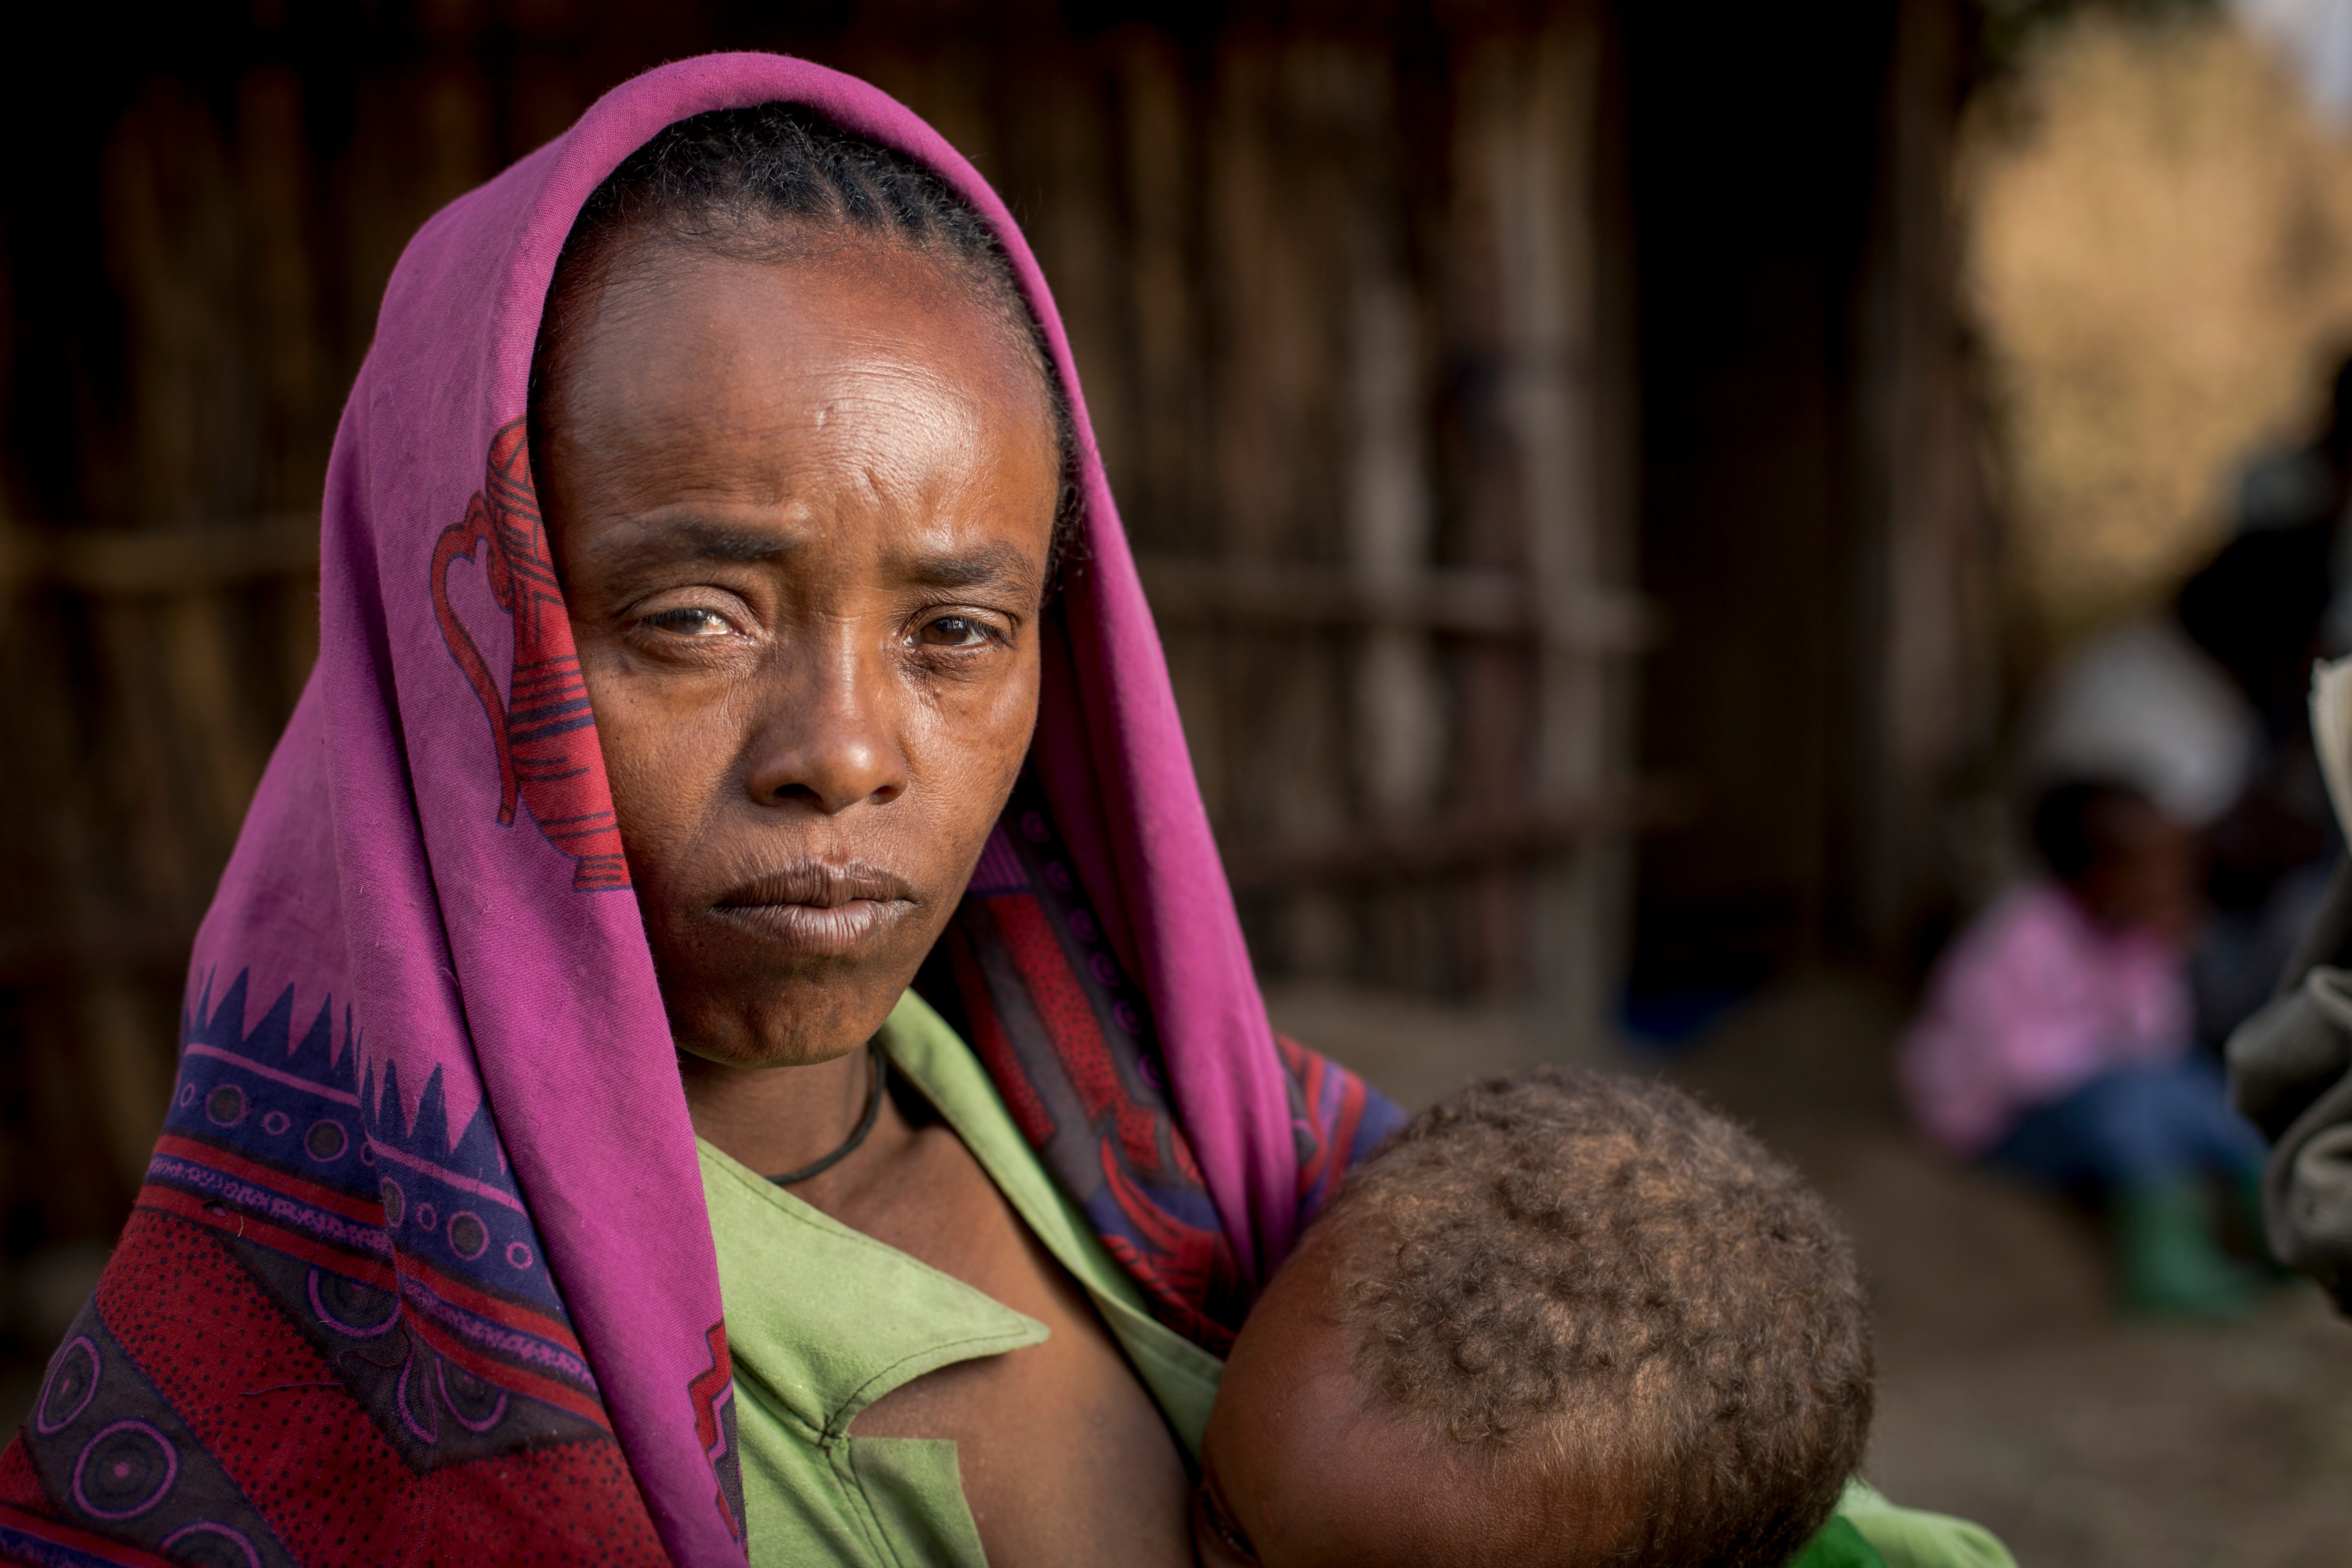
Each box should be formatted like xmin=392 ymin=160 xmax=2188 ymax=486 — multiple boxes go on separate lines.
xmin=1195 ymin=1069 xmax=1872 ymax=1568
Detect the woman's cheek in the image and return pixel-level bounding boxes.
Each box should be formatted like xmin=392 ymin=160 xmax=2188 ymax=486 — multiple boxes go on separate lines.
xmin=595 ymin=686 xmax=721 ymax=866
xmin=942 ymin=678 xmax=1036 ymax=807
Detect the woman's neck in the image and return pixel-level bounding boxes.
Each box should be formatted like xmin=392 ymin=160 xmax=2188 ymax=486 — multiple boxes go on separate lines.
xmin=679 ymin=1043 xmax=883 ymax=1181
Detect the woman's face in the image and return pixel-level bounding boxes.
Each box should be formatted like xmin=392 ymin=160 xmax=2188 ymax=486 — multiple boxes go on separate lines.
xmin=536 ymin=237 xmax=1058 ymax=1069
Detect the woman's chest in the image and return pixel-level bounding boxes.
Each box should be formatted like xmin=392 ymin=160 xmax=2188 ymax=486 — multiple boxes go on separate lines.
xmin=715 ymin=1119 xmax=1198 ymax=1568
xmin=844 ymin=1127 xmax=1194 ymax=1565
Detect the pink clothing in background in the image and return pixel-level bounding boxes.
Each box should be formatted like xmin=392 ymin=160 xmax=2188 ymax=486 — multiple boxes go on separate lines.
xmin=1900 ymin=880 xmax=2192 ymax=1156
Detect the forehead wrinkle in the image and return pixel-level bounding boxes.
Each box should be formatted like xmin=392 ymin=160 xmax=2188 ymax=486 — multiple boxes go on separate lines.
xmin=819 ymin=383 xmax=994 ymax=486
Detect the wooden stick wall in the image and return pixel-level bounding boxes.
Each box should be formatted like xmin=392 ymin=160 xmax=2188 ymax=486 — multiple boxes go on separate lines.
xmin=0 ymin=2 xmax=1649 ymax=1252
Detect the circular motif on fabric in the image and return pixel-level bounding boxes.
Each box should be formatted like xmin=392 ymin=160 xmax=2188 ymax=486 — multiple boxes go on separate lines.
xmin=447 ymin=1212 xmax=488 ymax=1261
xmin=36 ymin=1336 xmax=99 ymax=1434
xmin=1136 ymin=1052 xmax=1165 ymax=1092
xmin=203 ymin=1085 xmax=245 ymax=1127
xmin=505 ymin=1240 xmax=534 ymax=1270
xmin=1088 ymin=953 xmax=1120 ymax=987
xmin=1067 ymin=909 xmax=1098 ymax=942
xmin=437 ymin=1358 xmax=510 ymax=1434
xmin=261 ymin=1111 xmax=290 ymax=1137
xmin=1112 ymin=1000 xmax=1143 ymax=1037
xmin=304 ymin=1119 xmax=347 ymax=1162
xmin=176 ymin=1083 xmax=197 ymax=1110
xmin=161 ymin=1522 xmax=263 ymax=1568
xmin=306 ymin=1267 xmax=401 ymax=1338
xmin=413 ymin=1203 xmax=437 ymax=1234
xmin=1044 ymin=860 xmax=1074 ymax=892
xmin=359 ymin=1142 xmax=376 ymax=1165
xmin=1020 ymin=809 xmax=1051 ymax=843
xmin=379 ymin=1178 xmax=405 ymax=1228
xmin=71 ymin=1420 xmax=178 ymax=1520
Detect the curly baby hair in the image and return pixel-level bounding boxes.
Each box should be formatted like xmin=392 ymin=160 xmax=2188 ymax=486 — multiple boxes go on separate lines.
xmin=1318 ymin=1067 xmax=1874 ymax=1568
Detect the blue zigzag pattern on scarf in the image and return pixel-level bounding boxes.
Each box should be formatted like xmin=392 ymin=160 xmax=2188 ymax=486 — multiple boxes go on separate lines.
xmin=156 ymin=970 xmax=612 ymax=1454
xmin=174 ymin=971 xmax=566 ymax=1319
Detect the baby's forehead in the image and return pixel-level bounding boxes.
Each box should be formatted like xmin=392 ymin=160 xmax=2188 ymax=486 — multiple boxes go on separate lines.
xmin=1207 ymin=1206 xmax=1663 ymax=1568
xmin=1210 ymin=1348 xmax=1615 ymax=1568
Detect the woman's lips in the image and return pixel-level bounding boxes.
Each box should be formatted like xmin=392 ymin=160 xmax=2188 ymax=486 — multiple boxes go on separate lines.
xmin=707 ymin=863 xmax=917 ymax=957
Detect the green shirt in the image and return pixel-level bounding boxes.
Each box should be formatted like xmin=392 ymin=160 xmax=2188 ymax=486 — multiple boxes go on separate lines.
xmin=1828 ymin=1481 xmax=2017 ymax=1568
xmin=701 ymin=991 xmax=2012 ymax=1568
xmin=700 ymin=991 xmax=1221 ymax=1567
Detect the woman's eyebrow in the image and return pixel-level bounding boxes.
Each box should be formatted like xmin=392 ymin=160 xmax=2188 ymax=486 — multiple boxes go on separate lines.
xmin=588 ymin=519 xmax=797 ymax=572
xmin=892 ymin=542 xmax=1039 ymax=593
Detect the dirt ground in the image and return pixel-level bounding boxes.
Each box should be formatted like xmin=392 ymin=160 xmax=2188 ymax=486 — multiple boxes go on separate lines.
xmin=1267 ymin=973 xmax=2352 ymax=1568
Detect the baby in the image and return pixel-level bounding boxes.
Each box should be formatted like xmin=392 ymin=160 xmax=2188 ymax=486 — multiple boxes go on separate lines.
xmin=1191 ymin=1068 xmax=1874 ymax=1568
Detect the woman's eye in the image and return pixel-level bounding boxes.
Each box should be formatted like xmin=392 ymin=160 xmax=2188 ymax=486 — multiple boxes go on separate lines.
xmin=643 ymin=607 xmax=733 ymax=638
xmin=918 ymin=616 xmax=996 ymax=649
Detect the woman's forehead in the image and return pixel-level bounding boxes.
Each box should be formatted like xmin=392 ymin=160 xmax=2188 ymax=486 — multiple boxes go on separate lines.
xmin=547 ymin=241 xmax=1052 ymax=446
xmin=536 ymin=246 xmax=1058 ymax=557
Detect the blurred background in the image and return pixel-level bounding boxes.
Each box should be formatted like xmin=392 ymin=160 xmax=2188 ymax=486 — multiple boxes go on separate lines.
xmin=3 ymin=0 xmax=2351 ymax=1559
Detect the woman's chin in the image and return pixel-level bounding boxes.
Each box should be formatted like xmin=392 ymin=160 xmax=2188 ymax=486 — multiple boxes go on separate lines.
xmin=664 ymin=909 xmax=932 ymax=1070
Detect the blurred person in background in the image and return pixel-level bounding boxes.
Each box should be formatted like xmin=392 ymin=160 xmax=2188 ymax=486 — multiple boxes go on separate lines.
xmin=2164 ymin=362 xmax=2352 ymax=1044
xmin=1900 ymin=780 xmax=2272 ymax=1316
xmin=2173 ymin=360 xmax=2352 ymax=1038
xmin=2021 ymin=354 xmax=2352 ymax=1053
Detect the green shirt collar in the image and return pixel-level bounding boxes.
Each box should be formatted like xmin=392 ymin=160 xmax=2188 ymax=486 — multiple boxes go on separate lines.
xmin=699 ymin=989 xmax=1223 ymax=1451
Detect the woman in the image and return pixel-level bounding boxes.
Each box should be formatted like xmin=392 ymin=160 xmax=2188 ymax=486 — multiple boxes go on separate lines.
xmin=0 ymin=56 xmax=1388 ymax=1568
xmin=1 ymin=56 xmax=2000 ymax=1568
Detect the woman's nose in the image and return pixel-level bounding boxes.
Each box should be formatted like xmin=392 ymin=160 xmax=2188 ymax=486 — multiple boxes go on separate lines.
xmin=742 ymin=640 xmax=908 ymax=813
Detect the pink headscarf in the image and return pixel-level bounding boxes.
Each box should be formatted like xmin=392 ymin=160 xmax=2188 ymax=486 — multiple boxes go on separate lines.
xmin=0 ymin=55 xmax=1365 ymax=1568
